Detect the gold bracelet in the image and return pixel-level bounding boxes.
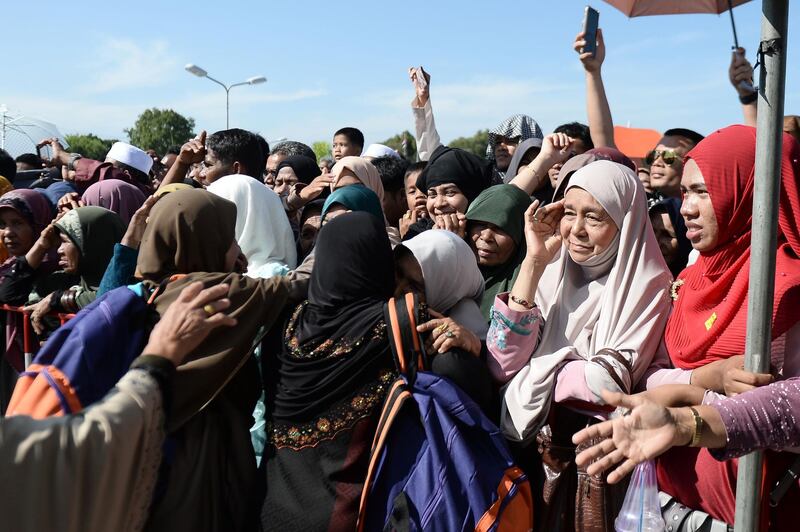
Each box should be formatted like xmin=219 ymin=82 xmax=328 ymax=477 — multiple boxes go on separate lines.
xmin=510 ymin=294 xmax=535 ymax=310
xmin=688 ymin=407 xmax=704 ymax=447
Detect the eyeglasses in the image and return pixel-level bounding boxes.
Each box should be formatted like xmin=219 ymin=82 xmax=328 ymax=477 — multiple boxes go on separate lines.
xmin=645 ymin=149 xmax=680 ymax=166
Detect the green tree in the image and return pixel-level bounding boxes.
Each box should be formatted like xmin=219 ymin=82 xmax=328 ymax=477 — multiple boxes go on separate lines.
xmin=382 ymin=130 xmax=417 ymax=160
xmin=312 ymin=141 xmax=331 ymax=161
xmin=64 ymin=133 xmax=117 ymax=160
xmin=124 ymin=108 xmax=195 ymax=156
xmin=449 ymin=129 xmax=489 ymax=157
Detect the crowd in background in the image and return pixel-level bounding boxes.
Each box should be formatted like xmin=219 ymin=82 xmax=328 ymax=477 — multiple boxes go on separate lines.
xmin=0 ymin=27 xmax=799 ymax=532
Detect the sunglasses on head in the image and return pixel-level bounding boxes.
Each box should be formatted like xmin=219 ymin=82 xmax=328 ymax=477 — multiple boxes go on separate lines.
xmin=645 ymin=149 xmax=680 ymax=166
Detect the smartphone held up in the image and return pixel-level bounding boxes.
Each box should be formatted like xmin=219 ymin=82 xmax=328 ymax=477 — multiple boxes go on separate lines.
xmin=582 ymin=5 xmax=600 ymax=56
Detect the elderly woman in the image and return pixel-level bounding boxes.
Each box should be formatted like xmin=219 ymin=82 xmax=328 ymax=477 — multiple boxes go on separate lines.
xmin=485 ymin=161 xmax=672 ymax=442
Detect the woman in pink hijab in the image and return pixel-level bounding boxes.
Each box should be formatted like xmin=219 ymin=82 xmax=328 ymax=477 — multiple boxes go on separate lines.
xmin=82 ymin=180 xmax=147 ymax=226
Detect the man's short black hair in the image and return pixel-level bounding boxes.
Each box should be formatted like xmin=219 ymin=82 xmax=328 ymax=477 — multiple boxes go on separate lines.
xmin=664 ymin=128 xmax=705 ymax=147
xmin=554 ymin=122 xmax=593 ymax=150
xmin=404 ymin=161 xmax=427 ymax=182
xmin=334 ymin=127 xmax=365 ymax=149
xmin=206 ymin=128 xmax=264 ymax=179
xmin=166 ymin=145 xmax=181 ymax=156
xmin=0 ymin=149 xmax=16 ymax=182
xmin=372 ymin=156 xmax=410 ymax=193
xmin=15 ymin=153 xmax=42 ymax=169
xmin=270 ymin=140 xmax=316 ymax=161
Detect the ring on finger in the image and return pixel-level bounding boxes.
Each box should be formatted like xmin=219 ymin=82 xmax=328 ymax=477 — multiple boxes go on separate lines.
xmin=445 ymin=330 xmax=455 ymax=338
xmin=434 ymin=324 xmax=449 ymax=335
xmin=203 ymin=304 xmax=217 ymax=317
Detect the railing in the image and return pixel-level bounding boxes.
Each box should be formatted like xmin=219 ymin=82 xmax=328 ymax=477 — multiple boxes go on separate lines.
xmin=0 ymin=305 xmax=75 ymax=368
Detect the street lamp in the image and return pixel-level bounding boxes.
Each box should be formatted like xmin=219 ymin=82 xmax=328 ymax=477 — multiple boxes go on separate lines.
xmin=184 ymin=64 xmax=267 ymax=129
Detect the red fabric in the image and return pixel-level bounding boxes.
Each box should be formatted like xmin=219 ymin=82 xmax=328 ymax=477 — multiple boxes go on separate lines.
xmin=656 ymin=446 xmax=800 ymax=531
xmin=666 ymin=125 xmax=800 ymax=369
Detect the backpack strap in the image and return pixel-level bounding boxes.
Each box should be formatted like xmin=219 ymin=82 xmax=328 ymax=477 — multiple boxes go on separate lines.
xmin=147 ymin=274 xmax=189 ymax=305
xmin=357 ymin=377 xmax=414 ymax=532
xmin=383 ymin=293 xmax=429 ymax=382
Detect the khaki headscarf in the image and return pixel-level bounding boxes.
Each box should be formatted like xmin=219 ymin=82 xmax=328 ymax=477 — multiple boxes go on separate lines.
xmin=137 ymin=189 xmax=237 ymax=282
xmin=330 ymin=156 xmax=385 ymax=204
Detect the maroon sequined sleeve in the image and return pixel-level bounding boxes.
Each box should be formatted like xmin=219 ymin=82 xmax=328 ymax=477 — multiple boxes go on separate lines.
xmin=709 ymin=377 xmax=800 ymax=461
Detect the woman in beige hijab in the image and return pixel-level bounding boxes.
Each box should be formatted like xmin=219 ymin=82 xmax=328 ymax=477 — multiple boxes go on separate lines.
xmin=485 ymin=160 xmax=672 ymax=442
xmin=0 ymin=281 xmax=236 ymax=532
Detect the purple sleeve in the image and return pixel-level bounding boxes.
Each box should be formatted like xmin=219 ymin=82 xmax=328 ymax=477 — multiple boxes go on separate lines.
xmin=485 ymin=293 xmax=542 ymax=384
xmin=709 ymin=378 xmax=800 ymax=461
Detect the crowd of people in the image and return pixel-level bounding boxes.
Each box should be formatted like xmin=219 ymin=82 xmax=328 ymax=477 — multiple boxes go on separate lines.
xmin=0 ymin=27 xmax=799 ymax=532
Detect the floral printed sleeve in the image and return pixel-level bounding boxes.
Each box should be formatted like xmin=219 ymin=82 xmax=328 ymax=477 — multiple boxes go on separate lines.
xmin=486 ymin=293 xmax=543 ymax=384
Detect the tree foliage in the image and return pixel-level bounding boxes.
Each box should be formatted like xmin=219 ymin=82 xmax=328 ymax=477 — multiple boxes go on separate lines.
xmin=64 ymin=133 xmax=117 ymax=161
xmin=125 ymin=108 xmax=195 ymax=156
xmin=312 ymin=141 xmax=331 ymax=161
xmin=382 ymin=130 xmax=417 ymax=160
xmin=448 ymin=129 xmax=489 ymax=157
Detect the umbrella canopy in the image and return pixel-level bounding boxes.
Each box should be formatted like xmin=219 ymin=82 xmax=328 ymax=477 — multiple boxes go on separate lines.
xmin=0 ymin=106 xmax=69 ymax=158
xmin=613 ymin=125 xmax=662 ymax=160
xmin=602 ymin=0 xmax=751 ymax=17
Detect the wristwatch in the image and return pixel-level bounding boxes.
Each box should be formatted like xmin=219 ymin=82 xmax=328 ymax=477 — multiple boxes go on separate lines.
xmin=67 ymin=153 xmax=83 ymax=171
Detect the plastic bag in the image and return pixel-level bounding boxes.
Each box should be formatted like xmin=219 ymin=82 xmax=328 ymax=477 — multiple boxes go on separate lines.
xmin=615 ymin=460 xmax=665 ymax=532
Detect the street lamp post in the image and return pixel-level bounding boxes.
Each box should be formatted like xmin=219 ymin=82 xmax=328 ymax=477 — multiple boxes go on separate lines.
xmin=184 ymin=64 xmax=266 ymax=129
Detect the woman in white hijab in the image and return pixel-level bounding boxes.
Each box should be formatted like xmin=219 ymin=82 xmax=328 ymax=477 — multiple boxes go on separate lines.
xmin=207 ymin=174 xmax=297 ymax=278
xmin=485 ymin=160 xmax=672 ymax=442
xmin=397 ymin=229 xmax=488 ymax=339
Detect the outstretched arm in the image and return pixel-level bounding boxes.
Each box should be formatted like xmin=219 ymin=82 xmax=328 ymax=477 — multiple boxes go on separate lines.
xmin=574 ymin=29 xmax=615 ymax=148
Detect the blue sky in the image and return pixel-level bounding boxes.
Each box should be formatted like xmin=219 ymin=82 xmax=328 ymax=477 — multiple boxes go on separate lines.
xmin=2 ymin=0 xmax=798 ymax=150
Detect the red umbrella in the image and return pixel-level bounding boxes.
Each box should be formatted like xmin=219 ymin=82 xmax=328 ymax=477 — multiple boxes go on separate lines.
xmin=602 ymin=0 xmax=752 ymax=47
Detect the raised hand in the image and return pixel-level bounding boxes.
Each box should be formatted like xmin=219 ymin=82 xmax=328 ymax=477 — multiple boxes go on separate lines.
xmin=177 ymin=130 xmax=207 ymax=166
xmin=121 ymin=195 xmax=158 ymax=249
xmin=417 ymin=310 xmax=481 ymax=356
xmin=523 ymin=200 xmax=564 ymax=265
xmin=729 ymin=47 xmax=755 ymax=96
xmin=574 ymin=28 xmax=605 ymax=73
xmin=409 ymin=66 xmax=431 ymax=107
xmin=143 ymin=282 xmax=237 ymax=366
xmin=434 ymin=212 xmax=467 ymax=239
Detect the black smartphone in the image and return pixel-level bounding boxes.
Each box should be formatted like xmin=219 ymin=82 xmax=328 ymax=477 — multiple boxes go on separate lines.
xmin=582 ymin=5 xmax=600 ymax=56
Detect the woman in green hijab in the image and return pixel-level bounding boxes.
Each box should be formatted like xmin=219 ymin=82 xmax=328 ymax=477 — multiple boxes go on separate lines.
xmin=465 ymin=185 xmax=532 ymax=319
xmin=25 ymin=206 xmax=125 ymax=333
xmin=320 ymin=183 xmax=384 ymax=222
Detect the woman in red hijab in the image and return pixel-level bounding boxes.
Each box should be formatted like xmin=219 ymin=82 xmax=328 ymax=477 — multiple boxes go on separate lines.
xmin=656 ymin=125 xmax=800 ymax=529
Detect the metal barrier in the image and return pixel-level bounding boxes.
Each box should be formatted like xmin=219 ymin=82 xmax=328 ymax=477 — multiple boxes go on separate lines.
xmin=0 ymin=305 xmax=74 ymax=368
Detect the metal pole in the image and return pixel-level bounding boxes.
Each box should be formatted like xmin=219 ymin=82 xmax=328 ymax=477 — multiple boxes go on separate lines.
xmin=727 ymin=0 xmax=740 ymax=49
xmin=226 ymin=87 xmax=230 ymax=129
xmin=733 ymin=1 xmax=788 ymax=530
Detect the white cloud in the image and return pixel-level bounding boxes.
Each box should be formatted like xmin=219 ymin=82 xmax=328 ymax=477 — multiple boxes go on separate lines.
xmin=80 ymin=39 xmax=178 ymax=94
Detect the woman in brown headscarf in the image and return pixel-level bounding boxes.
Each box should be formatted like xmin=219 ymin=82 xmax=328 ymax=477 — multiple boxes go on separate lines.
xmin=134 ymin=188 xmax=292 ymax=532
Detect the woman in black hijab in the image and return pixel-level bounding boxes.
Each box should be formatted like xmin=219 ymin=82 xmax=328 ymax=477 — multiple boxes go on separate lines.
xmin=647 ymin=193 xmax=692 ymax=277
xmin=404 ymin=145 xmax=493 ymax=240
xmin=261 ymin=211 xmax=396 ymax=531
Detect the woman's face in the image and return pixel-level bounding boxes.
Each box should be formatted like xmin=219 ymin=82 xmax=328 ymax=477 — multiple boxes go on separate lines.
xmin=650 ymin=209 xmax=679 ymax=267
xmin=560 ymin=187 xmax=619 ymax=263
xmin=680 ymin=159 xmax=719 ymax=253
xmin=298 ymin=214 xmax=321 ymax=258
xmin=468 ymin=222 xmax=516 ymax=267
xmin=332 ymin=168 xmax=361 ymax=189
xmin=274 ymin=167 xmax=298 ymax=197
xmin=322 ymin=204 xmax=349 ymax=225
xmin=393 ymin=249 xmax=426 ymax=300
xmin=426 ymin=183 xmax=469 ymax=217
xmin=57 ymin=233 xmax=80 ymax=274
xmin=0 ymin=210 xmax=35 ymax=257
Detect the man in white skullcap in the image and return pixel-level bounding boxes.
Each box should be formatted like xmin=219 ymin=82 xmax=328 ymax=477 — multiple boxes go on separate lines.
xmin=37 ymin=138 xmax=154 ymax=194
